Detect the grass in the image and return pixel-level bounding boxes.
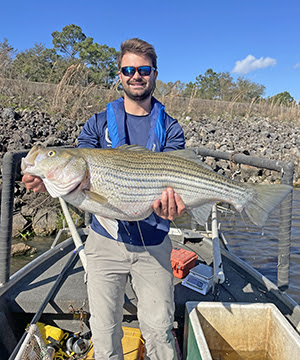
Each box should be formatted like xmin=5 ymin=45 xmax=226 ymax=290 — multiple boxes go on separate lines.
xmin=0 ymin=71 xmax=300 ymax=125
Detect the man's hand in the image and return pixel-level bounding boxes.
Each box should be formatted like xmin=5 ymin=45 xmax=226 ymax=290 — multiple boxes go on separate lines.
xmin=153 ymin=187 xmax=186 ymax=221
xmin=22 ymin=174 xmax=47 ymax=193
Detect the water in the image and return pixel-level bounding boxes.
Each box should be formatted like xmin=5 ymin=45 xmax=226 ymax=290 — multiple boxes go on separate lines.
xmin=218 ymin=188 xmax=300 ymax=304
xmin=11 ymin=190 xmax=300 ymax=304
xmin=10 ymin=236 xmax=56 ymax=274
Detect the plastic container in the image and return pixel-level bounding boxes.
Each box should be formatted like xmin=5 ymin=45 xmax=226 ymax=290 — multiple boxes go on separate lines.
xmin=36 ymin=322 xmax=64 ymax=344
xmin=171 ymin=248 xmax=198 ymax=278
xmin=122 ymin=327 xmax=144 ymax=360
xmin=183 ymin=302 xmax=300 ymax=360
xmin=84 ymin=327 xmax=144 ymax=360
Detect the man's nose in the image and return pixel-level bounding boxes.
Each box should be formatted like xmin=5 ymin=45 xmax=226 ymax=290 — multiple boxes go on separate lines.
xmin=132 ymin=70 xmax=142 ymax=80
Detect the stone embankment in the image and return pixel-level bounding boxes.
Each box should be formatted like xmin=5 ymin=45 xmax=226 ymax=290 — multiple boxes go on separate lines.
xmin=0 ymin=107 xmax=299 ymax=255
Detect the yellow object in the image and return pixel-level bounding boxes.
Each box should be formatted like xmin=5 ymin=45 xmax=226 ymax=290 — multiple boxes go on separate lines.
xmin=122 ymin=327 xmax=144 ymax=360
xmin=84 ymin=343 xmax=95 ymax=360
xmin=83 ymin=327 xmax=145 ymax=360
xmin=36 ymin=322 xmax=65 ymax=344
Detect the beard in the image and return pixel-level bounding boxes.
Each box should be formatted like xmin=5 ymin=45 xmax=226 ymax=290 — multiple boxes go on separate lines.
xmin=122 ymin=77 xmax=156 ymax=101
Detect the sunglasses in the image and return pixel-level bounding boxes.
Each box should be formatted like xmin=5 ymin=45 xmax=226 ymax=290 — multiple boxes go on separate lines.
xmin=120 ymin=66 xmax=156 ymax=77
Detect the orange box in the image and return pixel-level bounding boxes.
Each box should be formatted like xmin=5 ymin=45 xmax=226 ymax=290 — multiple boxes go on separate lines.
xmin=171 ymin=248 xmax=198 ymax=278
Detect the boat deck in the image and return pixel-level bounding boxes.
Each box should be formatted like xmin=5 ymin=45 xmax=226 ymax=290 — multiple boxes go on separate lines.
xmin=3 ymin=234 xmax=298 ymax=322
xmin=1 ymin=231 xmax=300 ymax=358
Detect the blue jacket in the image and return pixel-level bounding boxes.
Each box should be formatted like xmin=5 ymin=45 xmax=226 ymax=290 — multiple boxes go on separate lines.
xmin=78 ymin=97 xmax=185 ymax=246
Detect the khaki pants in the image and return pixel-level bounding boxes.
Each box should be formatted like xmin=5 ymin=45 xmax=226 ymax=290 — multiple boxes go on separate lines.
xmin=85 ymin=229 xmax=176 ymax=360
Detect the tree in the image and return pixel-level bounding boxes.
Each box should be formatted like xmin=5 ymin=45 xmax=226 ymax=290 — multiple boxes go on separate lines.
xmin=10 ymin=43 xmax=61 ymax=82
xmin=79 ymin=39 xmax=119 ymax=86
xmin=235 ymin=77 xmax=265 ymax=102
xmin=195 ymin=69 xmax=221 ymax=100
xmin=219 ymin=72 xmax=236 ymax=101
xmin=155 ymin=80 xmax=185 ymax=97
xmin=182 ymin=81 xmax=199 ymax=97
xmin=182 ymin=69 xmax=267 ymax=103
xmin=52 ymin=24 xmax=86 ymax=59
xmin=269 ymin=91 xmax=295 ymax=106
xmin=0 ymin=38 xmax=15 ymax=77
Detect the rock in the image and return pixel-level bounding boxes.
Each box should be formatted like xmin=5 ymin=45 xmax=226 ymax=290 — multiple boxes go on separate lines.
xmin=11 ymin=243 xmax=31 ymax=256
xmin=2 ymin=108 xmax=18 ymax=120
xmin=0 ymin=107 xmax=299 ymax=241
xmin=27 ymin=247 xmax=37 ymax=256
xmin=32 ymin=208 xmax=59 ymax=235
xmin=12 ymin=214 xmax=27 ymax=238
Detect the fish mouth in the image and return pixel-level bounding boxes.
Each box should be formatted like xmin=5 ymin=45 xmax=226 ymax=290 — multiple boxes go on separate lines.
xmin=21 ymin=145 xmax=42 ymax=173
xmin=21 ymin=158 xmax=33 ymax=172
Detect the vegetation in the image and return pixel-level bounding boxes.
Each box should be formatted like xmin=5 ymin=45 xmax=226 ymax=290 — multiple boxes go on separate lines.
xmin=0 ymin=24 xmax=299 ymax=123
xmin=1 ymin=24 xmax=119 ymax=87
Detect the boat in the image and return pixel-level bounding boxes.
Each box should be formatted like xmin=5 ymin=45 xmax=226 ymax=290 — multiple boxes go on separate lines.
xmin=0 ymin=148 xmax=299 ymax=359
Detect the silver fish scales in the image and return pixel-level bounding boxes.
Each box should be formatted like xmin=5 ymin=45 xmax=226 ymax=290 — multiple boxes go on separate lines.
xmin=21 ymin=144 xmax=292 ymax=239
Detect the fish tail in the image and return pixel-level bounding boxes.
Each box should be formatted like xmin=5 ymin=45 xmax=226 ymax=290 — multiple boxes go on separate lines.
xmin=244 ymin=184 xmax=292 ymax=227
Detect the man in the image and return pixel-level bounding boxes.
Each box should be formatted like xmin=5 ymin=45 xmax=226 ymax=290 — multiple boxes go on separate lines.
xmin=23 ymin=38 xmax=185 ymax=359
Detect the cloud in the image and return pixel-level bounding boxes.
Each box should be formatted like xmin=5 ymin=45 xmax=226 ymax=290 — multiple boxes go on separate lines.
xmin=293 ymin=62 xmax=300 ymax=69
xmin=232 ymin=55 xmax=277 ymax=74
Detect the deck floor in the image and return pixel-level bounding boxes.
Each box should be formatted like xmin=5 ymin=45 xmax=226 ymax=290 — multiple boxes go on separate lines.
xmin=2 ymin=233 xmax=299 ymax=357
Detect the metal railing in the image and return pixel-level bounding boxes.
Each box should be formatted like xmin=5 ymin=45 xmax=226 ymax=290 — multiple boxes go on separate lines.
xmin=0 ymin=150 xmax=28 ymax=286
xmin=0 ymin=148 xmax=294 ymax=289
xmin=193 ymin=147 xmax=294 ymax=291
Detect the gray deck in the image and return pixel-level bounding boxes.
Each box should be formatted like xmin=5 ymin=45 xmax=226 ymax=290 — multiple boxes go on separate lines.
xmin=1 ymin=232 xmax=300 ymax=359
xmin=4 ymin=234 xmax=299 ymax=322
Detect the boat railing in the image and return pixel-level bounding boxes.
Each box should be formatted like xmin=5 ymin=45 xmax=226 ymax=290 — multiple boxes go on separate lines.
xmin=0 ymin=148 xmax=294 ymax=290
xmin=0 ymin=150 xmax=28 ymax=286
xmin=193 ymin=147 xmax=294 ymax=291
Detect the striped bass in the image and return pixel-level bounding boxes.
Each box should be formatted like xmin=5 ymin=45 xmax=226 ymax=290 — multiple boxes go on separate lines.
xmin=21 ymin=144 xmax=292 ymax=239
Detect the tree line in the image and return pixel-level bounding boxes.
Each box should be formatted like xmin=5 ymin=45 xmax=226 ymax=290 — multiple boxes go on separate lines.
xmin=0 ymin=24 xmax=296 ymax=106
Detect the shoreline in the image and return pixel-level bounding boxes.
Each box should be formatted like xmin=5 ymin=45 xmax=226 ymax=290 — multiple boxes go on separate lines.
xmin=0 ymin=106 xmax=299 ymax=251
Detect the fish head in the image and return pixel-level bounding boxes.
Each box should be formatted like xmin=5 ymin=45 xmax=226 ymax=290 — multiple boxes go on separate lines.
xmin=22 ymin=145 xmax=88 ymax=197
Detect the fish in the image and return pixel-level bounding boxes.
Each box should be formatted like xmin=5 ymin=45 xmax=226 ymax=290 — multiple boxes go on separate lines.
xmin=21 ymin=144 xmax=292 ymax=239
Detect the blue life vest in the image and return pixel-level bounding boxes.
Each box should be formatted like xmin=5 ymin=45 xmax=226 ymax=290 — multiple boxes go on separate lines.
xmin=106 ymin=97 xmax=166 ymax=151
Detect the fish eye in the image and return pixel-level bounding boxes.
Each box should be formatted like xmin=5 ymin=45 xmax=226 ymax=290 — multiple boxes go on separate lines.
xmin=48 ymin=150 xmax=56 ymax=157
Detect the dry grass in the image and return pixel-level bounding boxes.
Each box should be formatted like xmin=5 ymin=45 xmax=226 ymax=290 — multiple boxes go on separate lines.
xmin=173 ymin=93 xmax=300 ymax=124
xmin=0 ymin=74 xmax=300 ymax=125
xmin=51 ymin=64 xmax=98 ymax=119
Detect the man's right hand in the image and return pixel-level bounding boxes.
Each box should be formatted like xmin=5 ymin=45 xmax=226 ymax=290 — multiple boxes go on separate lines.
xmin=22 ymin=174 xmax=47 ymax=193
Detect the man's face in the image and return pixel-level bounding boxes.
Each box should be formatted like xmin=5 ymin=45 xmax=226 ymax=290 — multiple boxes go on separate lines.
xmin=119 ymin=53 xmax=157 ymax=102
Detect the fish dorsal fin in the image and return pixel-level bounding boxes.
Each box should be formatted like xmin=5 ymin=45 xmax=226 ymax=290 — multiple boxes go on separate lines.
xmin=117 ymin=144 xmax=151 ymax=152
xmin=165 ymin=149 xmax=213 ymax=170
xmin=95 ymin=215 xmax=119 ymax=239
xmin=84 ymin=190 xmax=108 ymax=203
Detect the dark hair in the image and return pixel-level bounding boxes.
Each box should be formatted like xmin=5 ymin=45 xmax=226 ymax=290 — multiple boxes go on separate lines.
xmin=118 ymin=38 xmax=157 ymax=69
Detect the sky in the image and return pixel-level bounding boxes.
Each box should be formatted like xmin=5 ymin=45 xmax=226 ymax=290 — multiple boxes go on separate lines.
xmin=1 ymin=0 xmax=300 ymax=100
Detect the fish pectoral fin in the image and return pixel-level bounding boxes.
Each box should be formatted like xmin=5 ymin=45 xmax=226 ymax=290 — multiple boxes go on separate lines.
xmin=189 ymin=202 xmax=215 ymax=226
xmin=84 ymin=190 xmax=108 ymax=203
xmin=95 ymin=215 xmax=119 ymax=239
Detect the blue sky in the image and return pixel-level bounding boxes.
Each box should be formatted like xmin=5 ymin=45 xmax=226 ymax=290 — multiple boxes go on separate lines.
xmin=1 ymin=0 xmax=300 ymax=100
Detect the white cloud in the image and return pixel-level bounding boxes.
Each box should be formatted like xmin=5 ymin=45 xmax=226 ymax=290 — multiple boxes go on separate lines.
xmin=293 ymin=62 xmax=300 ymax=69
xmin=232 ymin=55 xmax=277 ymax=74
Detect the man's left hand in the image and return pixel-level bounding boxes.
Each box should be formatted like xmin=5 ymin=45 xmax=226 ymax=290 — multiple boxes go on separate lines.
xmin=153 ymin=187 xmax=186 ymax=221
